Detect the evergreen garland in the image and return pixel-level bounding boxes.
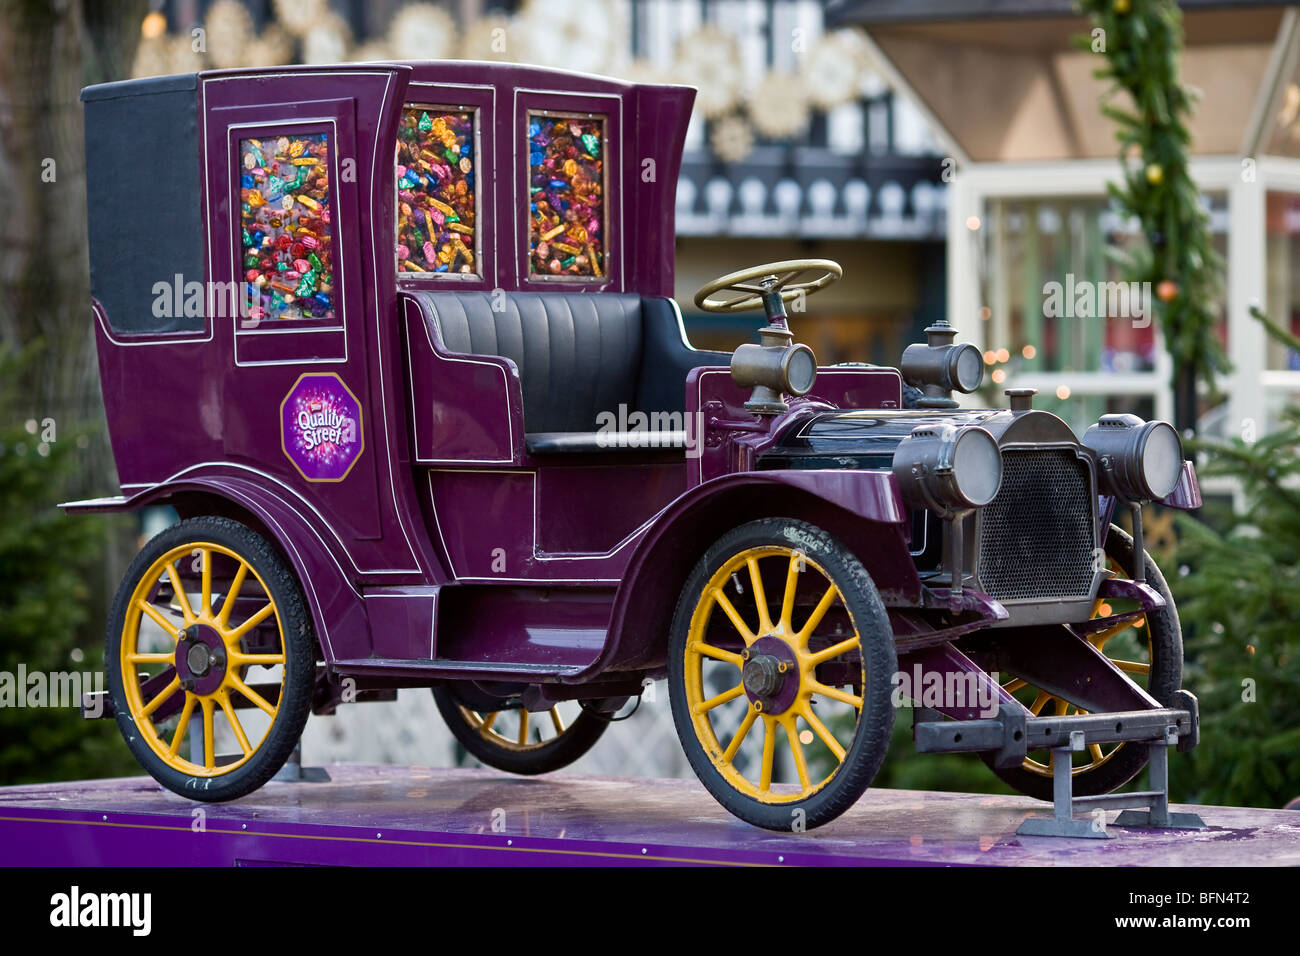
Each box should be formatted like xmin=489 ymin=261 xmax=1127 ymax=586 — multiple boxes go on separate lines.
xmin=1076 ymin=0 xmax=1229 ymax=432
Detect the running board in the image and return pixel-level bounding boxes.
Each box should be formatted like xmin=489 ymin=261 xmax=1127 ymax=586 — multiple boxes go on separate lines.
xmin=331 ymin=658 xmax=586 ymax=680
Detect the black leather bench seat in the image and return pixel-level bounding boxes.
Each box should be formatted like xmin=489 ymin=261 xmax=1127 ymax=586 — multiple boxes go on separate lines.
xmin=413 ymin=290 xmax=729 ymax=455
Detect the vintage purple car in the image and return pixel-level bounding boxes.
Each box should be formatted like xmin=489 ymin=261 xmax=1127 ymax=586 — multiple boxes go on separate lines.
xmin=67 ymin=61 xmax=1201 ymax=831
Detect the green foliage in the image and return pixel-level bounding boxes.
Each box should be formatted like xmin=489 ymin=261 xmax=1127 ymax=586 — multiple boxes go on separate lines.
xmin=1170 ymin=314 xmax=1300 ymax=808
xmin=0 ymin=349 xmax=138 ymax=784
xmin=1076 ymin=0 xmax=1230 ymax=398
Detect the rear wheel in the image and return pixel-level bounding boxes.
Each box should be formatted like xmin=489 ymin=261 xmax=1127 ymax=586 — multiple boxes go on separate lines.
xmin=668 ymin=518 xmax=896 ymax=831
xmin=106 ymin=517 xmax=316 ymax=801
xmin=432 ymin=685 xmax=609 ymax=775
xmin=982 ymin=524 xmax=1182 ymax=800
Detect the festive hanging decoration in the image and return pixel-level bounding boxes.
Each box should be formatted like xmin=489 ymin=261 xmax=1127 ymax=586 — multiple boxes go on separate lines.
xmin=243 ymin=26 xmax=294 ymax=68
xmin=272 ymin=0 xmax=328 ymax=39
xmin=801 ymin=30 xmax=868 ymax=110
xmin=514 ymin=0 xmax=621 ymax=75
xmin=710 ymin=114 xmax=756 ymax=165
xmin=674 ymin=26 xmax=746 ymax=119
xmin=748 ymin=71 xmax=811 ymax=139
xmin=1157 ymin=280 xmax=1179 ymax=302
xmin=388 ymin=3 xmax=459 ymax=62
xmin=204 ymin=0 xmax=255 ymax=70
xmin=1077 ymin=0 xmax=1229 ymax=433
xmin=302 ymin=13 xmax=352 ymax=65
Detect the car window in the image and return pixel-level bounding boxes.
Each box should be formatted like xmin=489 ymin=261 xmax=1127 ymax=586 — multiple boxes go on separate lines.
xmin=239 ymin=132 xmax=336 ymax=323
xmin=396 ymin=106 xmax=479 ymax=278
xmin=526 ymin=111 xmax=606 ymax=279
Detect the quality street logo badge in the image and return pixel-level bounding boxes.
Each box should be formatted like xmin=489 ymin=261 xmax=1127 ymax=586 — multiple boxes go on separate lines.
xmin=280 ymin=372 xmax=365 ymax=482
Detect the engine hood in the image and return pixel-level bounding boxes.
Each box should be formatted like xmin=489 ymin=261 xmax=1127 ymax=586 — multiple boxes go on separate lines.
xmin=759 ymin=407 xmax=1080 ymax=469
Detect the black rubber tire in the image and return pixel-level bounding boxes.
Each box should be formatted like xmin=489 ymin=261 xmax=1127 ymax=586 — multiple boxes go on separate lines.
xmin=432 ymin=685 xmax=609 ymax=775
xmin=668 ymin=518 xmax=897 ymax=831
xmin=983 ymin=523 xmax=1183 ymax=800
xmin=106 ymin=516 xmax=316 ymax=802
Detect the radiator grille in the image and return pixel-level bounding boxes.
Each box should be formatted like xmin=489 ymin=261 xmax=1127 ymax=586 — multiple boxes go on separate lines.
xmin=977 ymin=449 xmax=1096 ymax=602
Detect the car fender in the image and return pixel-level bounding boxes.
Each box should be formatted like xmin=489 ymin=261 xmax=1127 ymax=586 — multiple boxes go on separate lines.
xmin=63 ymin=475 xmax=369 ymax=664
xmin=575 ymin=469 xmax=921 ymax=679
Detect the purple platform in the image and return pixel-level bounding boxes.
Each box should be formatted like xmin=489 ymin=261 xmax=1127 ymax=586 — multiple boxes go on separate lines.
xmin=1 ymin=765 xmax=1297 ymax=866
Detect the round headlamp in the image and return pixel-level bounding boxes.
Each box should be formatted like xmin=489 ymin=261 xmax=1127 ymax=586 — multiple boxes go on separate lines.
xmin=892 ymin=423 xmax=1003 ymax=515
xmin=1082 ymin=413 xmax=1183 ymax=501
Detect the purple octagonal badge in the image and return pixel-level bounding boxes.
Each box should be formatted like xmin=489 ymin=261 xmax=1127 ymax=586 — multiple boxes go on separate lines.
xmin=280 ymin=372 xmax=365 ymax=482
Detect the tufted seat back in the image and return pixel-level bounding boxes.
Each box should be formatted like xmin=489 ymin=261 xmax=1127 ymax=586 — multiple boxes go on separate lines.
xmin=427 ymin=291 xmax=644 ymax=434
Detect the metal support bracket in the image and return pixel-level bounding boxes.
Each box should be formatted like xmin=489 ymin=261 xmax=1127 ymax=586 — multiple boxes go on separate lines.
xmin=1016 ymin=725 xmax=1206 ymax=840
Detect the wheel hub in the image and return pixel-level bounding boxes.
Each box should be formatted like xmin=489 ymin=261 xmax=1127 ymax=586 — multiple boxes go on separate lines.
xmin=742 ymin=654 xmax=784 ymax=698
xmin=741 ymin=636 xmax=801 ymax=715
xmin=175 ymin=624 xmax=227 ymax=696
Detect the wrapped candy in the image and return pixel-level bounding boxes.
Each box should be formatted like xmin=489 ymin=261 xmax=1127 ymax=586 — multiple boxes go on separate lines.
xmin=238 ymin=132 xmax=334 ymax=321
xmin=396 ymin=107 xmax=477 ymax=276
xmin=527 ymin=113 xmax=605 ymax=278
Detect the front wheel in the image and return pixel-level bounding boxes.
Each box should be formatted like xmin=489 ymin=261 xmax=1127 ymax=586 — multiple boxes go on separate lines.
xmin=668 ymin=518 xmax=897 ymax=831
xmin=982 ymin=523 xmax=1183 ymax=800
xmin=106 ymin=517 xmax=316 ymax=801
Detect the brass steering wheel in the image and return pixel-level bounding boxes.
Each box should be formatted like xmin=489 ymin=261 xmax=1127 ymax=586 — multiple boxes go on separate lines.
xmin=693 ymin=259 xmax=842 ymax=314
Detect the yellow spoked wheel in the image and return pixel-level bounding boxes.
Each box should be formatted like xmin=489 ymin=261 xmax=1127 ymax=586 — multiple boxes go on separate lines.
xmin=669 ymin=518 xmax=896 ymax=832
xmin=107 ymin=517 xmax=315 ymax=801
xmin=982 ymin=524 xmax=1183 ymax=800
xmin=432 ymin=686 xmax=609 ymax=775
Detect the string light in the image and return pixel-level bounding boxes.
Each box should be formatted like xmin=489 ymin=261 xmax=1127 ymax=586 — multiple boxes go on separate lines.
xmin=991 ymin=369 xmax=1007 ymax=384
xmin=141 ymin=11 xmax=166 ymax=39
xmin=965 ymin=215 xmax=981 ymax=231
xmin=1056 ymin=385 xmax=1071 ymax=400
xmin=995 ymin=348 xmax=1010 ymax=363
xmin=1022 ymin=344 xmax=1037 ymax=359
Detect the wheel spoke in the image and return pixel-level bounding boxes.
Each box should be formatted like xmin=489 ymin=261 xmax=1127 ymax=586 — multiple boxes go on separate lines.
xmin=1002 ymin=677 xmax=1027 ymax=694
xmin=689 ymin=641 xmax=743 ymax=667
xmin=127 ymin=653 xmax=174 ymax=666
xmin=136 ymin=599 xmax=179 ymax=638
xmin=809 ymin=680 xmax=863 ymax=709
xmin=807 ymin=637 xmax=859 ymax=667
xmin=796 ymin=584 xmax=838 ymax=645
xmin=226 ymin=601 xmax=276 ymax=643
xmin=693 ymin=683 xmax=745 ymax=716
xmin=1088 ymin=743 xmax=1105 ymax=766
xmin=550 ymin=707 xmax=565 ymax=734
xmin=229 ymin=652 xmax=286 ymax=667
xmin=801 ymin=704 xmax=846 ymax=761
xmin=517 ymin=710 xmax=530 ymax=746
xmin=140 ymin=676 xmax=181 ymax=718
xmin=164 ymin=562 xmax=196 ymax=624
xmin=168 ymin=694 xmax=196 ymax=756
xmin=785 ymin=719 xmax=811 ymax=791
xmin=200 ymin=548 xmax=212 ymax=619
xmin=746 ymin=557 xmax=772 ymax=633
xmin=217 ymin=561 xmax=250 ymax=628
xmin=712 ymin=589 xmax=756 ymax=644
xmin=1029 ymin=691 xmax=1053 ymax=716
xmin=1110 ymin=658 xmax=1151 ymax=676
xmin=228 ymin=674 xmax=276 ymax=716
xmin=201 ymin=697 xmax=215 ymax=769
xmin=218 ymin=692 xmax=252 ymax=755
xmin=758 ymin=717 xmax=776 ymax=791
xmin=779 ymin=553 xmax=801 ymax=630
xmin=721 ymin=706 xmax=759 ymax=763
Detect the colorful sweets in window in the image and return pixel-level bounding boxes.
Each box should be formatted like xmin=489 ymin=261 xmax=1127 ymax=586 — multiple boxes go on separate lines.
xmin=396 ymin=108 xmax=476 ymax=275
xmin=528 ymin=113 xmax=604 ymax=278
xmin=239 ymin=133 xmax=334 ymax=322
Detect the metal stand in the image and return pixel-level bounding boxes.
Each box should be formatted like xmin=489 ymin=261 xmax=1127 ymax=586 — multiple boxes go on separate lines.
xmin=273 ymin=743 xmax=331 ymax=783
xmin=1017 ymin=728 xmax=1206 ymax=839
